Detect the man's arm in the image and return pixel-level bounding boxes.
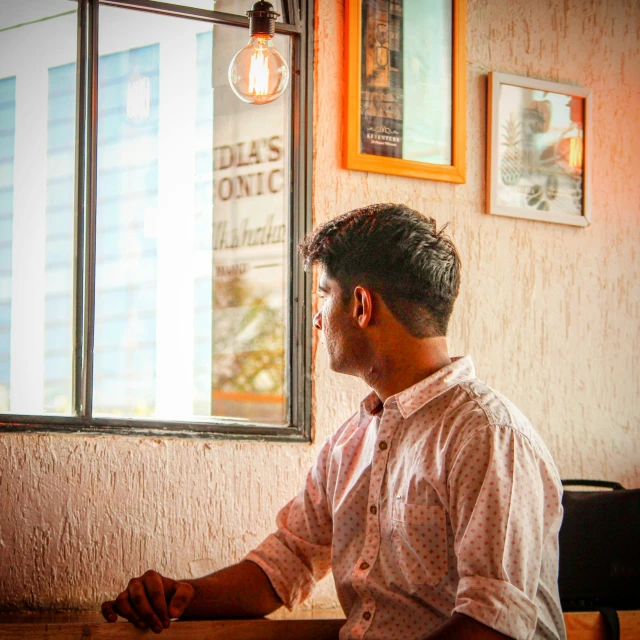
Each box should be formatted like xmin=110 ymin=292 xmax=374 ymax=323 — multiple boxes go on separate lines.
xmin=445 ymin=423 xmax=564 ymax=640
xmin=101 ymin=560 xmax=282 ymax=634
xmin=421 ymin=613 xmax=513 ymax=640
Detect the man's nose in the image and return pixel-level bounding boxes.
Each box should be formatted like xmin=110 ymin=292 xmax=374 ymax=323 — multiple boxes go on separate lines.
xmin=313 ymin=310 xmax=322 ymax=331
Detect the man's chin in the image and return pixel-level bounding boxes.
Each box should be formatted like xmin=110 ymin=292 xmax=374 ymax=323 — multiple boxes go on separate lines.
xmin=327 ymin=358 xmax=343 ymax=374
xmin=328 ymin=359 xmax=359 ymax=378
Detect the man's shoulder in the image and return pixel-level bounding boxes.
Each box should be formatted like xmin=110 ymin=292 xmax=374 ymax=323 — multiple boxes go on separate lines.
xmin=450 ymin=377 xmax=557 ymax=468
xmin=454 ymin=377 xmax=530 ymax=432
xmin=323 ymin=407 xmax=370 ymax=452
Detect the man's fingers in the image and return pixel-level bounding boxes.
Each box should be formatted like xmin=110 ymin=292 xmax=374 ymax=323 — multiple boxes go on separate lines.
xmin=167 ymin=581 xmax=195 ymax=619
xmin=128 ymin=579 xmax=164 ymax=633
xmin=103 ymin=572 xmax=183 ymax=633
xmin=113 ymin=591 xmax=145 ymax=628
xmin=143 ymin=571 xmax=170 ymax=629
xmin=101 ymin=600 xmax=118 ymax=623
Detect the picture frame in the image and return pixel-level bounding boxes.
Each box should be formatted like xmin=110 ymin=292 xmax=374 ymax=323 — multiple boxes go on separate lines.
xmin=487 ymin=72 xmax=592 ymax=227
xmin=343 ymin=0 xmax=467 ymax=184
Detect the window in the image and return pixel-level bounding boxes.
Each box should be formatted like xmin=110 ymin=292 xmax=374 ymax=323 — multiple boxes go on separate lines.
xmin=0 ymin=0 xmax=313 ymax=440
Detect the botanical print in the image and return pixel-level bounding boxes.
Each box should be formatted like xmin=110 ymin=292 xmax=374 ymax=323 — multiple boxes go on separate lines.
xmin=496 ymin=83 xmax=584 ymax=217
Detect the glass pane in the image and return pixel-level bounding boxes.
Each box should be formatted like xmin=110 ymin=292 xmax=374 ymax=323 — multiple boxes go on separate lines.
xmin=146 ymin=0 xmax=285 ymax=21
xmin=0 ymin=1 xmax=77 ymax=415
xmin=96 ymin=7 xmax=291 ymax=425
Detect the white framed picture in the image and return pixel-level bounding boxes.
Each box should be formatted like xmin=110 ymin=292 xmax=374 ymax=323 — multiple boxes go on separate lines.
xmin=487 ymin=72 xmax=592 ymax=227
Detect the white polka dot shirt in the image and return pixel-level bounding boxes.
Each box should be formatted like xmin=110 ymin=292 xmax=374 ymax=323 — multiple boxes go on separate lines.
xmin=245 ymin=357 xmax=567 ymax=640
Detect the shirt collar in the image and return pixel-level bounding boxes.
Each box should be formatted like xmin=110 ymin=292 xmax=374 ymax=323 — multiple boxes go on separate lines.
xmin=360 ymin=356 xmax=476 ymax=419
xmin=361 ymin=390 xmax=383 ymax=417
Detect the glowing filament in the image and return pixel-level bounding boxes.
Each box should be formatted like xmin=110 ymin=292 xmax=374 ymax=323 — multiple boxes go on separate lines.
xmin=569 ymin=136 xmax=583 ymax=169
xmin=248 ymin=49 xmax=270 ymax=96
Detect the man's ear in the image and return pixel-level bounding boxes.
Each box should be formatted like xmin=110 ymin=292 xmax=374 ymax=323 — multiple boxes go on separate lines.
xmin=353 ymin=286 xmax=373 ymax=329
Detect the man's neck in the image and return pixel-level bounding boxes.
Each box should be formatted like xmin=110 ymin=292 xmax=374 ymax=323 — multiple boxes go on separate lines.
xmin=363 ymin=336 xmax=452 ymax=403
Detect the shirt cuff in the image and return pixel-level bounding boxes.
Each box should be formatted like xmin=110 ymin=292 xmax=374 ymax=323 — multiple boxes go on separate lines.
xmin=243 ymin=533 xmax=315 ymax=611
xmin=453 ymin=575 xmax=538 ymax=640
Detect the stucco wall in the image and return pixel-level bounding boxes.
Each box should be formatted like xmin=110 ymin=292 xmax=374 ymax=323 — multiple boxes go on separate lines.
xmin=1 ymin=0 xmax=639 ymax=613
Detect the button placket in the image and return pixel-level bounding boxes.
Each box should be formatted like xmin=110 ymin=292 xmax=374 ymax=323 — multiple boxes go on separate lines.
xmin=352 ymin=405 xmax=402 ymax=625
xmin=364 ymin=442 xmax=386 ymax=565
xmin=354 ymin=407 xmax=399 ymax=602
xmin=353 ymin=598 xmax=376 ymax=636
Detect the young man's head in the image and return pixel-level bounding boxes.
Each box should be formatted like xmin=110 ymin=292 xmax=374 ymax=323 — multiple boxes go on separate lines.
xmin=299 ymin=203 xmax=461 ymax=343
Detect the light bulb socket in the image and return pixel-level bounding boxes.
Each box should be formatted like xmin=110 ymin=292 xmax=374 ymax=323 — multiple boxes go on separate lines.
xmin=247 ymin=0 xmax=278 ymax=38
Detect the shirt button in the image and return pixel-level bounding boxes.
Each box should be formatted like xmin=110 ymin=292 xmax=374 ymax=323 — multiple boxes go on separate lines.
xmin=360 ymin=561 xmax=369 ymax=570
xmin=369 ymin=505 xmax=377 ymax=515
xmin=363 ymin=611 xmax=371 ymax=621
xmin=378 ymin=441 xmax=387 ymax=450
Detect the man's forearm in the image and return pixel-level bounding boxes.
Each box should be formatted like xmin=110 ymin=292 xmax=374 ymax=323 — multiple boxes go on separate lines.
xmin=181 ymin=560 xmax=283 ymax=620
xmin=421 ymin=613 xmax=513 ymax=640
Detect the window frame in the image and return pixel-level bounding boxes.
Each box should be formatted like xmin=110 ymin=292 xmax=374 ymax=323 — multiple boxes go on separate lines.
xmin=0 ymin=0 xmax=313 ymax=442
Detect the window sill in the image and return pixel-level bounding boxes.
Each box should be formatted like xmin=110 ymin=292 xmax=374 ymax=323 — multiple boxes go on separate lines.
xmin=0 ymin=415 xmax=310 ymax=442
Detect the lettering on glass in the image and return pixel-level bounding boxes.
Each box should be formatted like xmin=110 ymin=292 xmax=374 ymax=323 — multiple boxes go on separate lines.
xmin=210 ymin=87 xmax=288 ymax=423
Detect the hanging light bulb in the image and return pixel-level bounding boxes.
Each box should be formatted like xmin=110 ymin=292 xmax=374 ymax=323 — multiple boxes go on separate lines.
xmin=228 ymin=1 xmax=289 ymax=105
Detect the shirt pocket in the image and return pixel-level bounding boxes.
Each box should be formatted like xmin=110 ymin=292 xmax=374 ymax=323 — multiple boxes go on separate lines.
xmin=391 ymin=500 xmax=448 ymax=587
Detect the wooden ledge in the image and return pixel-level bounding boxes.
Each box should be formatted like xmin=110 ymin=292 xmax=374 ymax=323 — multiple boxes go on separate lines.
xmin=1 ymin=611 xmax=638 ymax=639
xmin=1 ymin=618 xmax=344 ymax=640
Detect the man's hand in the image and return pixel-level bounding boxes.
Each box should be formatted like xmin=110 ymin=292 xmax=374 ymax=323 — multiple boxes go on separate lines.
xmin=101 ymin=570 xmax=195 ymax=634
xmin=101 ymin=561 xmax=282 ymax=631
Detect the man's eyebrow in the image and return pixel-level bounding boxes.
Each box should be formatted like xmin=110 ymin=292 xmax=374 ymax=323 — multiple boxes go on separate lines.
xmin=317 ymin=283 xmax=328 ymax=293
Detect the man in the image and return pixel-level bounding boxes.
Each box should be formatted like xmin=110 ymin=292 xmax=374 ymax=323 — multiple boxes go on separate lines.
xmin=102 ymin=204 xmax=566 ymax=640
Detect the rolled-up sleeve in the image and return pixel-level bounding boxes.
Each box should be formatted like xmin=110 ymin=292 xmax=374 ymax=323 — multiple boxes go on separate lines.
xmin=244 ymin=437 xmax=334 ymax=610
xmin=448 ymin=424 xmax=563 ymax=640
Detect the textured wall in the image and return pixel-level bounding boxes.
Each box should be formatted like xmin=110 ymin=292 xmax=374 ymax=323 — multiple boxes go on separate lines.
xmin=1 ymin=0 xmax=639 ymax=613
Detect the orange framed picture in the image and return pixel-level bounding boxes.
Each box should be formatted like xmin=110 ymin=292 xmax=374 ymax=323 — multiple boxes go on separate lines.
xmin=344 ymin=0 xmax=466 ymax=183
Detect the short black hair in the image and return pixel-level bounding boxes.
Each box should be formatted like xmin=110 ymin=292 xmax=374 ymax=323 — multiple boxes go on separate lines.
xmin=299 ymin=203 xmax=461 ymax=337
